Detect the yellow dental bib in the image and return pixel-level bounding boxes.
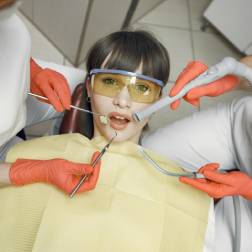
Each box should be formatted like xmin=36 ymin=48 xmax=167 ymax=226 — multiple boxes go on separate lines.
xmin=0 ymin=134 xmax=210 ymax=252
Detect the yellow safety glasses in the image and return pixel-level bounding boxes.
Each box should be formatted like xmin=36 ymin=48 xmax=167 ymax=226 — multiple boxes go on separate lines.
xmin=89 ymin=69 xmax=164 ymax=103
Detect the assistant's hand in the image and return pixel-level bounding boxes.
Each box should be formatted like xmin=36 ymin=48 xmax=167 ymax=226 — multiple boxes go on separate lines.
xmin=30 ymin=58 xmax=71 ymax=112
xmin=169 ymin=61 xmax=239 ymax=110
xmin=180 ymin=163 xmax=252 ymax=200
xmin=9 ymin=152 xmax=101 ymax=194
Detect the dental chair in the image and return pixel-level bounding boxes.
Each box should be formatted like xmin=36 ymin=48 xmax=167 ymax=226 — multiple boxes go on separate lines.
xmin=59 ymin=82 xmax=94 ymax=139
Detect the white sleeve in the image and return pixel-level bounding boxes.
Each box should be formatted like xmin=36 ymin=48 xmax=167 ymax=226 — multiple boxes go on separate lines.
xmin=0 ymin=15 xmax=30 ymax=147
xmin=230 ymin=96 xmax=252 ymax=176
xmin=142 ymin=102 xmax=236 ymax=173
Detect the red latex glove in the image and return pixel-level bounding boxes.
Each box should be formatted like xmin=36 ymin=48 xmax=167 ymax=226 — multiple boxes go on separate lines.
xmin=9 ymin=152 xmax=101 ymax=194
xmin=169 ymin=61 xmax=239 ymax=110
xmin=180 ymin=163 xmax=252 ymax=200
xmin=30 ymin=58 xmax=71 ymax=112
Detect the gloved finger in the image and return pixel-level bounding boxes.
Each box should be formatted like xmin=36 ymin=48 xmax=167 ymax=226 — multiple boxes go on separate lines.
xmin=187 ymin=82 xmax=220 ymax=100
xmin=90 ymin=151 xmax=101 ymax=165
xmin=77 ymin=164 xmax=101 ymax=193
xmin=68 ymin=152 xmax=100 ymax=175
xmin=77 ymin=152 xmax=101 ymax=193
xmin=206 ymin=184 xmax=234 ymax=198
xmin=170 ymin=97 xmax=199 ymax=109
xmin=30 ymin=85 xmax=51 ymax=105
xmin=179 ymin=176 xmax=223 ymax=197
xmin=49 ymin=75 xmax=71 ymax=110
xmin=30 ymin=83 xmax=42 ymax=95
xmin=184 ymin=96 xmax=200 ymax=107
xmin=179 ymin=176 xmax=210 ymax=190
xmin=72 ymin=163 xmax=94 ymax=176
xmin=39 ymin=83 xmax=64 ymax=112
xmin=189 ymin=99 xmax=200 ymax=107
xmin=169 ymin=61 xmax=208 ymax=97
xmin=53 ymin=70 xmax=71 ymax=93
xmin=219 ymin=75 xmax=239 ymax=91
xmin=198 ymin=163 xmax=219 ymax=173
xmin=195 ymin=178 xmax=208 ymax=183
xmin=50 ymin=80 xmax=71 ymax=110
xmin=170 ymin=99 xmax=181 ymax=110
xmin=202 ymin=170 xmax=231 ymax=185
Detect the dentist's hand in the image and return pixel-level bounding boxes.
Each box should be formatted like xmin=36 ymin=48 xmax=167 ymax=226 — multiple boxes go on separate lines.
xmin=9 ymin=152 xmax=101 ymax=194
xmin=180 ymin=163 xmax=252 ymax=200
xmin=30 ymin=58 xmax=71 ymax=112
xmin=169 ymin=61 xmax=239 ymax=110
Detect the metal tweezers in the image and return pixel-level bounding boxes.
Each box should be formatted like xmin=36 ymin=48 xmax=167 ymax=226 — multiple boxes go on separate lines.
xmin=69 ymin=132 xmax=117 ymax=198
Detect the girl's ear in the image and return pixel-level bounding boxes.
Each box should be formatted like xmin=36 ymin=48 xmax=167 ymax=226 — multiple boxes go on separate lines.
xmin=85 ymin=77 xmax=91 ymax=97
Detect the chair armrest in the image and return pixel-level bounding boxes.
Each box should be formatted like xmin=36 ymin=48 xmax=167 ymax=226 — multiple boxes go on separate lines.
xmin=59 ymin=83 xmax=94 ymax=139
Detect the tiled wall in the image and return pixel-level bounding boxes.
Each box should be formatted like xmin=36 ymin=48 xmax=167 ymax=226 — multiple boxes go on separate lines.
xmin=20 ymin=0 xmax=164 ymax=65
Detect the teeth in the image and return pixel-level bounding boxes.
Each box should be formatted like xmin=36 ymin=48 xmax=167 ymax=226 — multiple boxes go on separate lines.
xmin=115 ymin=116 xmax=125 ymax=120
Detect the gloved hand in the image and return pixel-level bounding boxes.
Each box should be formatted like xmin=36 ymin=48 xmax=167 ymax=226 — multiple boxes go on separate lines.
xmin=179 ymin=163 xmax=252 ymax=200
xmin=30 ymin=58 xmax=71 ymax=112
xmin=9 ymin=152 xmax=101 ymax=194
xmin=169 ymin=61 xmax=239 ymax=110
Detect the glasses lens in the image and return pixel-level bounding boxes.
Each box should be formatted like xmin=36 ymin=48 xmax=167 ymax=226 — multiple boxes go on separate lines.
xmin=92 ymin=73 xmax=123 ymax=97
xmin=128 ymin=79 xmax=161 ymax=103
xmin=91 ymin=72 xmax=161 ymax=103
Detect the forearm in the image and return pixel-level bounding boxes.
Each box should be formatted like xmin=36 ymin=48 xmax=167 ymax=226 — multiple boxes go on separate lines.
xmin=0 ymin=163 xmax=11 ymax=186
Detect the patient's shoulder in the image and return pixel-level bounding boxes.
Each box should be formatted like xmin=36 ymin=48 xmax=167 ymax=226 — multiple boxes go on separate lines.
xmin=6 ymin=133 xmax=91 ymax=163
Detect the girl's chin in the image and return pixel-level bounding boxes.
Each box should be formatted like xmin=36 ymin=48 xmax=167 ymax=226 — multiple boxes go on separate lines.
xmin=106 ymin=133 xmax=128 ymax=143
xmin=95 ymin=124 xmax=140 ymax=143
xmin=106 ymin=131 xmax=139 ymax=144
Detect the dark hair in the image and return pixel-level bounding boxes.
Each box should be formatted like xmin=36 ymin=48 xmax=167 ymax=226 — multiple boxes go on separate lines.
xmin=86 ymin=30 xmax=170 ymax=84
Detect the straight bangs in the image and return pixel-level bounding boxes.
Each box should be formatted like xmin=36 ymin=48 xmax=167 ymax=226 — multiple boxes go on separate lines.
xmin=86 ymin=30 xmax=170 ymax=84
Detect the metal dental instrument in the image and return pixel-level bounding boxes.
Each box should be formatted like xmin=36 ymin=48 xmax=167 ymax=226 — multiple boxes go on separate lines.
xmin=138 ymin=146 xmax=204 ymax=178
xmin=28 ymin=92 xmax=108 ymax=124
xmin=133 ymin=57 xmax=252 ymax=122
xmin=69 ymin=131 xmax=117 ymax=198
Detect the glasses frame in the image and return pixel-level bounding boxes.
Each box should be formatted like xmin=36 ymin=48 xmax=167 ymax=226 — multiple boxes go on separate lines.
xmin=89 ymin=68 xmax=164 ymax=88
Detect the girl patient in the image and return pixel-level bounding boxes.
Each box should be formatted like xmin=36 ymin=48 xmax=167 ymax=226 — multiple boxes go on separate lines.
xmin=0 ymin=30 xmax=212 ymax=252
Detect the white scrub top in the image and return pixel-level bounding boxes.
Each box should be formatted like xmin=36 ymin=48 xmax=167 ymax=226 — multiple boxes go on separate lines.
xmin=0 ymin=14 xmax=30 ymax=148
xmin=143 ymin=96 xmax=252 ymax=252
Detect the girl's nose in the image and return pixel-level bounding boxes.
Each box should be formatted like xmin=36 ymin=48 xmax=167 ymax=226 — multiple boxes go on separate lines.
xmin=113 ymin=86 xmax=132 ymax=109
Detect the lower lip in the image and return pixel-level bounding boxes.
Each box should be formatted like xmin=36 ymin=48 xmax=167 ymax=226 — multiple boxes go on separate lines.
xmin=109 ymin=118 xmax=129 ymax=130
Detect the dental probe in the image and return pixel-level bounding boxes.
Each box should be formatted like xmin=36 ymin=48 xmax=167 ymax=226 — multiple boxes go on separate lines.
xmin=69 ymin=131 xmax=117 ymax=198
xmin=28 ymin=92 xmax=108 ymax=124
xmin=133 ymin=57 xmax=252 ymax=122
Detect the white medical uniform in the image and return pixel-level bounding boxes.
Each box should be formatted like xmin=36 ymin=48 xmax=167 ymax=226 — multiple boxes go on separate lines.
xmin=0 ymin=13 xmax=84 ymax=161
xmin=143 ymin=96 xmax=252 ymax=252
xmin=0 ymin=13 xmax=30 ymax=160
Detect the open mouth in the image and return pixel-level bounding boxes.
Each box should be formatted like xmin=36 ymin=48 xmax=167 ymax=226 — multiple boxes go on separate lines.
xmin=108 ymin=112 xmax=131 ymax=130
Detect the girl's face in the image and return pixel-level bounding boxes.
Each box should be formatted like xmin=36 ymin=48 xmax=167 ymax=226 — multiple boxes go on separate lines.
xmin=89 ymin=91 xmax=150 ymax=143
xmin=87 ymin=65 xmax=160 ymax=143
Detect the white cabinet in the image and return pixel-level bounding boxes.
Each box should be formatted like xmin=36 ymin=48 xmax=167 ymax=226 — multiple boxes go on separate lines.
xmin=204 ymin=0 xmax=252 ymax=55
